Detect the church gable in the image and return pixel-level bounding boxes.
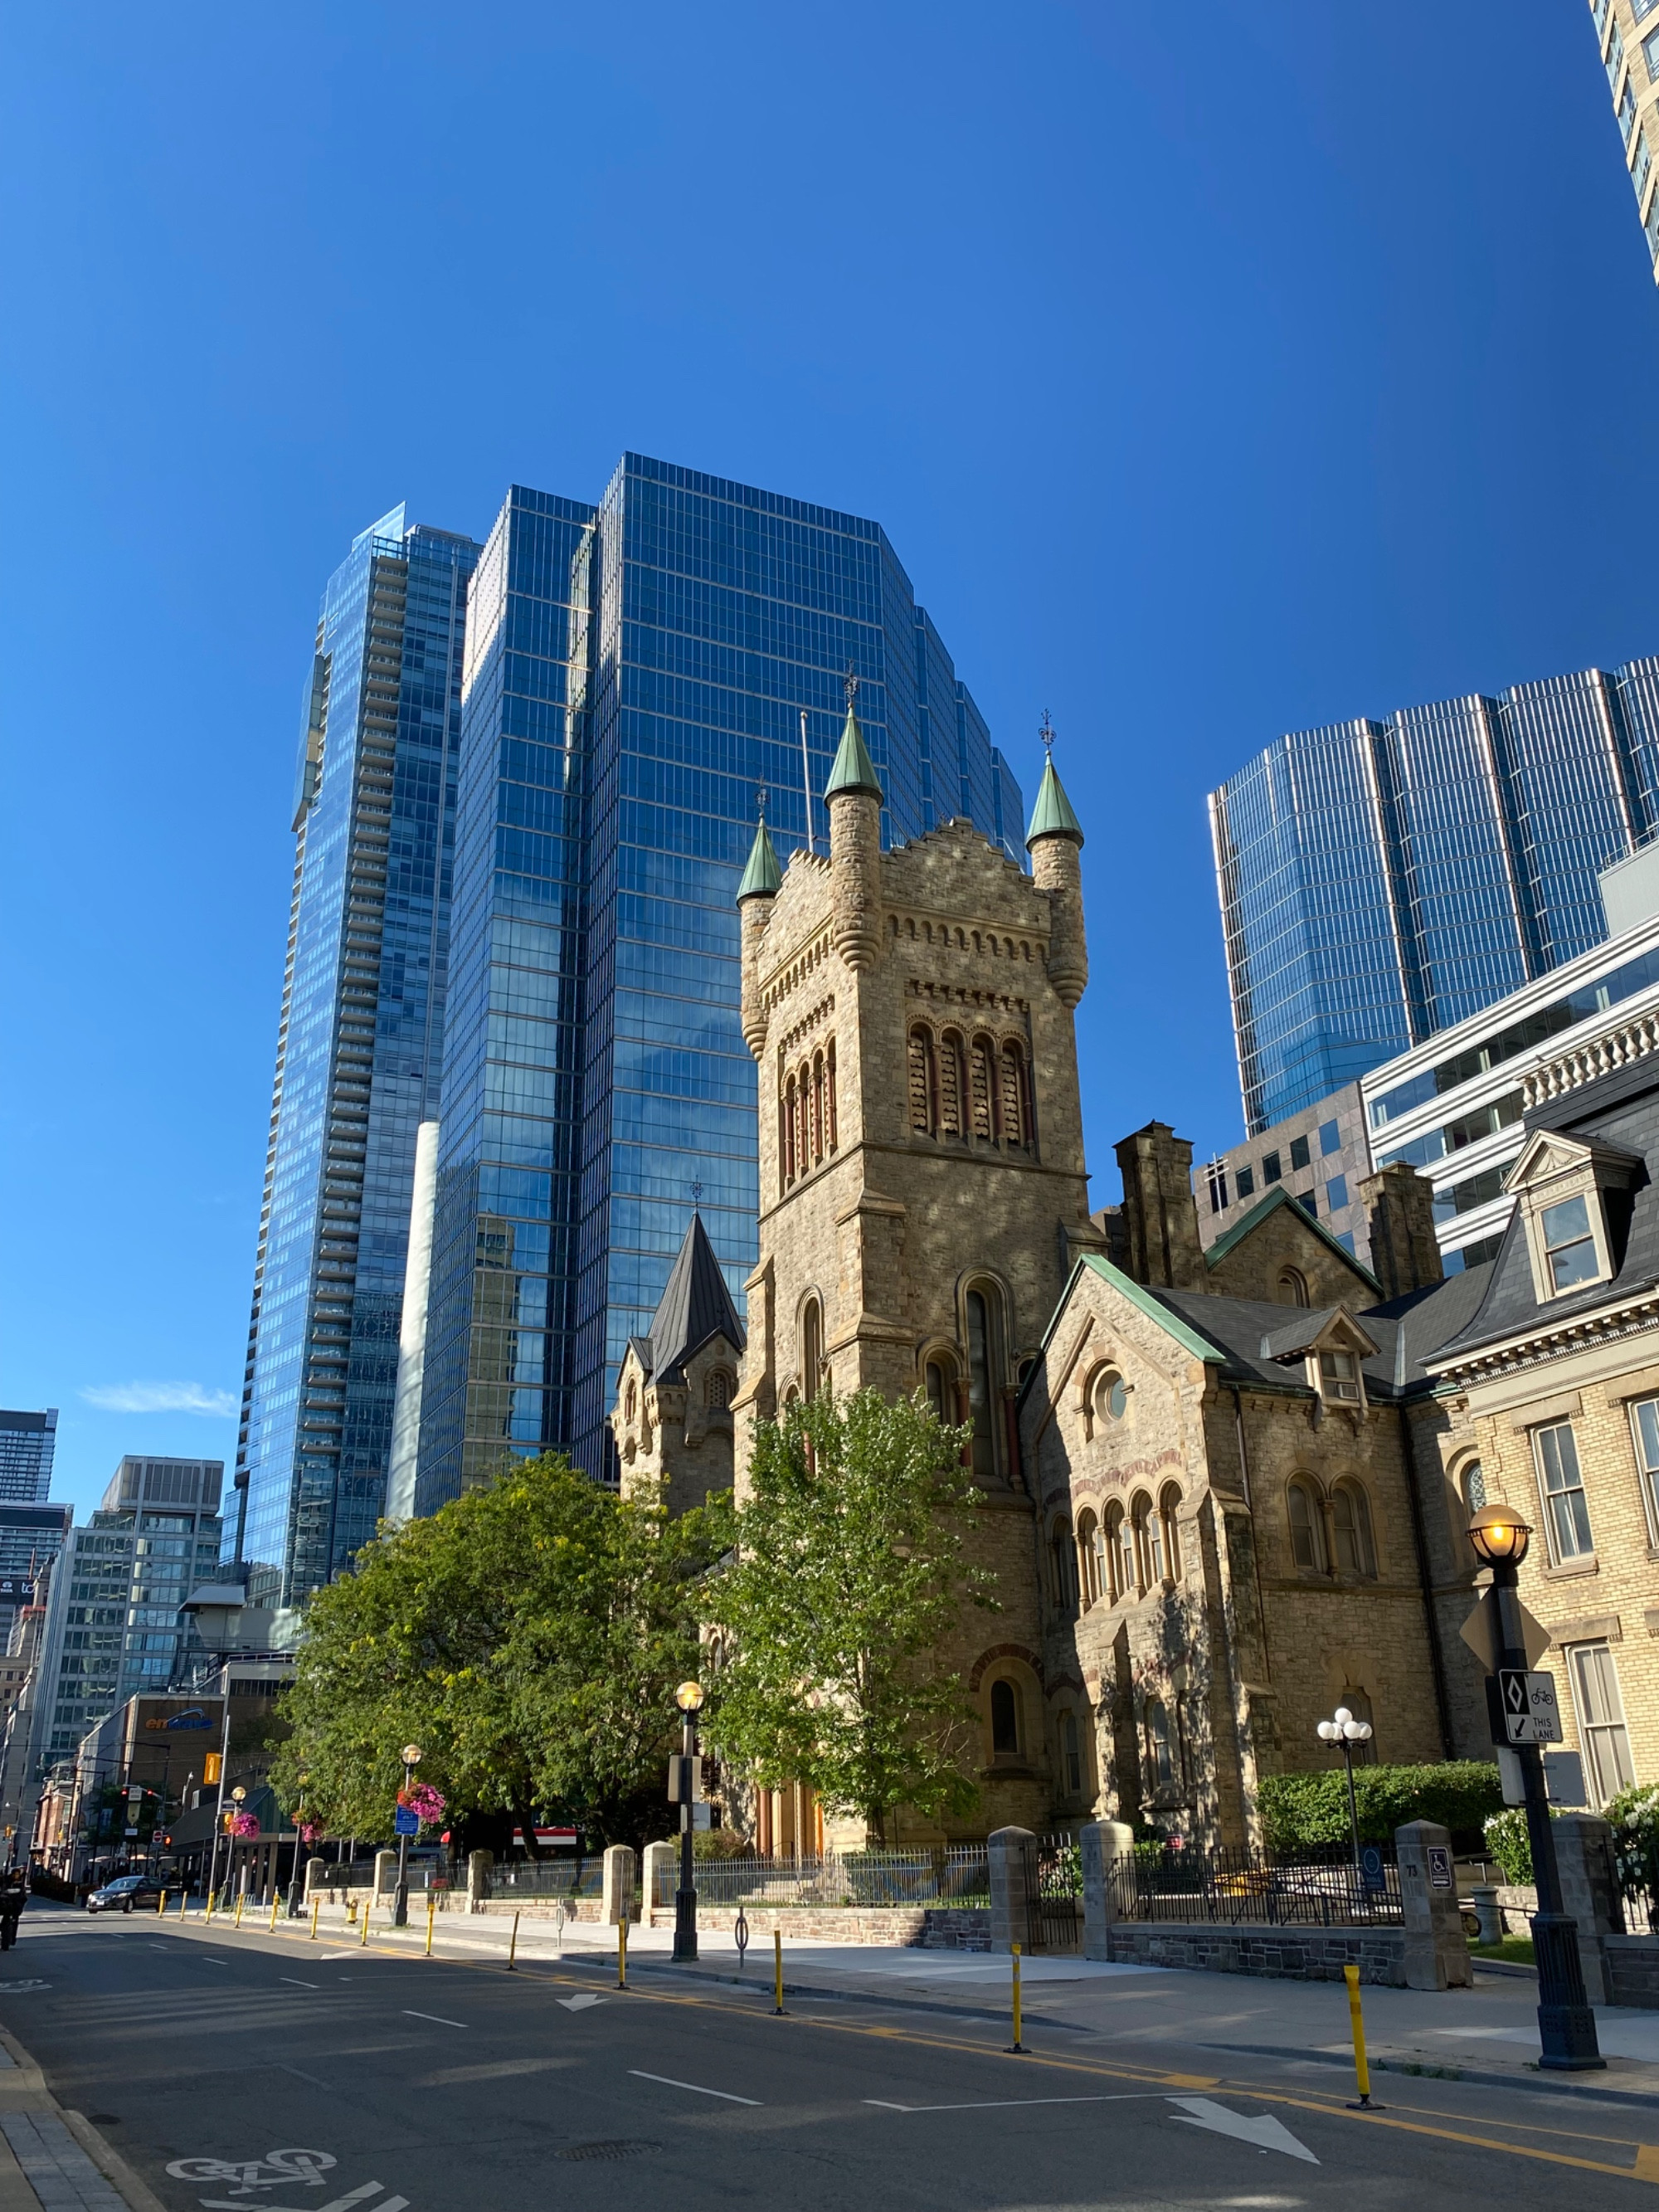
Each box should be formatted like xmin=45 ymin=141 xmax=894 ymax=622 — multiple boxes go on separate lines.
xmin=1203 ymin=1186 xmax=1379 ymax=1309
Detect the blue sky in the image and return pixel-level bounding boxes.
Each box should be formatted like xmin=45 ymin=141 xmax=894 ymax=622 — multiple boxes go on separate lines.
xmin=3 ymin=2 xmax=1657 ymax=1518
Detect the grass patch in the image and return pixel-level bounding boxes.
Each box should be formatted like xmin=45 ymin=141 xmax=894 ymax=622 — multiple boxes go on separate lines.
xmin=1472 ymin=1935 xmax=1535 ymax=1965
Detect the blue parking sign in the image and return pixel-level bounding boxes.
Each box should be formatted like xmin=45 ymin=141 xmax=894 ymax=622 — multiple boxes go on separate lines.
xmin=394 ymin=1805 xmax=420 ymax=1837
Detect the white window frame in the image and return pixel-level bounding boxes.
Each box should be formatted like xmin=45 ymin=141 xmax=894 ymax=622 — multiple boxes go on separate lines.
xmin=1532 ymin=1420 xmax=1595 ymax=1564
xmin=1567 ymin=1641 xmax=1636 ymax=1805
xmin=1518 ymin=1167 xmax=1615 ymax=1304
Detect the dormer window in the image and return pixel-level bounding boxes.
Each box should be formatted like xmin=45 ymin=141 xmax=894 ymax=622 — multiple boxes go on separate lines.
xmin=1319 ymin=1349 xmax=1362 ymax=1404
xmin=1540 ymin=1194 xmax=1598 ymax=1292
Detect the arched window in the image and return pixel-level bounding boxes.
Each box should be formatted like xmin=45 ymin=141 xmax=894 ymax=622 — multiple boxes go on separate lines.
xmin=625 ymin=1381 xmax=636 ymax=1423
xmin=939 ymin=1031 xmax=965 ymax=1138
xmin=783 ymin=1077 xmax=798 ymax=1187
xmin=969 ymin=1037 xmax=995 ymax=1139
xmin=1145 ymin=1698 xmax=1175 ymax=1788
xmin=826 ymin=1039 xmax=839 ymax=1151
xmin=1103 ymin=1501 xmax=1126 ymax=1600
xmin=1277 ymin=1268 xmax=1309 ymax=1308
xmin=1060 ymin=1708 xmax=1082 ymax=1796
xmin=1116 ymin=1502 xmax=1138 ymax=1599
xmin=924 ymin=1357 xmax=952 ymax=1424
xmin=990 ymin=1678 xmax=1020 ymax=1757
xmin=907 ymin=1027 xmax=935 ymax=1135
xmin=999 ymin=1043 xmax=1027 ymax=1147
xmin=1287 ymin=1479 xmax=1326 ymax=1572
xmin=801 ymin=1299 xmax=823 ymax=1402
xmin=812 ymin=1051 xmax=826 ymax=1161
xmin=1461 ymin=1459 xmax=1486 ymax=1514
xmin=797 ymin=1069 xmax=812 ymax=1181
xmin=1159 ymin=1483 xmax=1182 ymax=1581
xmin=1051 ymin=1518 xmax=1077 ymax=1611
xmin=1077 ymin=1510 xmax=1100 ymax=1606
xmin=1331 ymin=1482 xmax=1377 ymax=1577
xmin=966 ymin=1287 xmax=998 ymax=1479
xmin=1132 ymin=1493 xmax=1160 ymax=1586
xmin=707 ymin=1371 xmax=731 ymax=1411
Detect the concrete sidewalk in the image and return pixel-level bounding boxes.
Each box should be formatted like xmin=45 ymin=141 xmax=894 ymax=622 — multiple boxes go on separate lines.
xmin=278 ymin=1895 xmax=1659 ymax=2102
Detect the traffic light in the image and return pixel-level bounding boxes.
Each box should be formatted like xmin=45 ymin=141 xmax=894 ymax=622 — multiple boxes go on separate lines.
xmin=203 ymin=1753 xmax=221 ymax=1785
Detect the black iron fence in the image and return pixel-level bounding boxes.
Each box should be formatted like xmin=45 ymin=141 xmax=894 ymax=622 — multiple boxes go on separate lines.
xmin=1112 ymin=1841 xmax=1402 ymax=1927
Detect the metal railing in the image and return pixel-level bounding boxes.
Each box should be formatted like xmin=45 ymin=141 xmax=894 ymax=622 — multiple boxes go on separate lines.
xmin=1112 ymin=1842 xmax=1403 ymax=1927
xmin=650 ymin=1846 xmax=990 ymax=1911
xmin=490 ymin=1859 xmax=604 ymax=1901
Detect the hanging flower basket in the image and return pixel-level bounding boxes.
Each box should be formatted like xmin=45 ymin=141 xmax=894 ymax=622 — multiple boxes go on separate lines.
xmin=398 ymin=1783 xmax=446 ymax=1826
xmin=228 ymin=1811 xmax=260 ymax=1839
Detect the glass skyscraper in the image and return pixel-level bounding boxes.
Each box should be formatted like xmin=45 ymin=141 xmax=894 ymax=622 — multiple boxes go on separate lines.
xmin=1210 ymin=657 xmax=1659 ymax=1133
xmin=234 ymin=508 xmax=479 ymax=1603
xmin=0 ymin=1411 xmax=56 ymax=1503
xmin=414 ymin=455 xmax=1021 ymax=1505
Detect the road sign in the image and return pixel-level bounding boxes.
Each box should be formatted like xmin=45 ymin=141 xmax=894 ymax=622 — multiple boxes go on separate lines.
xmin=393 ymin=1805 xmax=420 ymax=1838
xmin=667 ymin=1755 xmax=703 ymax=1804
xmin=1459 ymin=1589 xmax=1550 ymax=1672
xmin=1494 ymin=1666 xmax=1563 ymax=1746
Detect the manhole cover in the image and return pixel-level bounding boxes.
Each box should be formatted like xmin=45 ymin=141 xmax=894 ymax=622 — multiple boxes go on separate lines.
xmin=556 ymin=2141 xmax=661 ymax=2163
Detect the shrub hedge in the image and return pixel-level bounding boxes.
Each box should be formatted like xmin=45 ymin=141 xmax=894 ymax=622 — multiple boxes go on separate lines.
xmin=1258 ymin=1761 xmax=1504 ymax=1852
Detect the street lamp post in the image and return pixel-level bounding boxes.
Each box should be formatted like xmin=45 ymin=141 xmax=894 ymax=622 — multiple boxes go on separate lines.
xmin=1316 ymin=1706 xmax=1374 ymax=1872
xmin=286 ymin=1782 xmax=309 ymax=1921
xmin=673 ymin=1682 xmax=703 ymax=1963
xmin=228 ymin=1786 xmax=247 ymax=1906
xmin=393 ymin=1744 xmax=422 ymax=1930
xmin=1467 ymin=1503 xmax=1603 ymax=2071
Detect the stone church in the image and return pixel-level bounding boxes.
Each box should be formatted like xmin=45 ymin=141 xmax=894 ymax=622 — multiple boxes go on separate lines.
xmin=612 ymin=699 xmax=1495 ymax=1849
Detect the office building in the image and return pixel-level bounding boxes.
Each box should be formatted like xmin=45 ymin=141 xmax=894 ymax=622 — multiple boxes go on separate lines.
xmin=0 ymin=1503 xmax=71 ymax=1653
xmin=1199 ymin=850 xmax=1659 ymax=1277
xmin=413 ymin=457 xmax=1020 ymax=1505
xmin=1209 ymin=656 xmax=1659 ymax=1134
xmin=0 ymin=1411 xmax=56 ymax=1503
xmin=235 ymin=509 xmax=480 ymax=1604
xmin=30 ymin=1458 xmax=222 ymax=1763
xmin=1588 ymin=0 xmax=1659 ymax=280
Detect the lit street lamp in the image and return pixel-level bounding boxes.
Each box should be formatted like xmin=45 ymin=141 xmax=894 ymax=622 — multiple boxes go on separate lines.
xmin=228 ymin=1786 xmax=247 ymax=1907
xmin=1467 ymin=1503 xmax=1602 ymax=2070
xmin=1316 ymin=1705 xmax=1374 ymax=1872
xmin=393 ymin=1744 xmax=422 ymax=1929
xmin=673 ymin=1682 xmax=704 ymax=1963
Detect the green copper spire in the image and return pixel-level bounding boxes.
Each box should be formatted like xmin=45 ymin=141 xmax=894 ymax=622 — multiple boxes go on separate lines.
xmin=825 ymin=681 xmax=883 ymax=802
xmin=1025 ymin=736 xmax=1083 ymax=850
xmin=736 ymin=812 xmax=782 ymax=901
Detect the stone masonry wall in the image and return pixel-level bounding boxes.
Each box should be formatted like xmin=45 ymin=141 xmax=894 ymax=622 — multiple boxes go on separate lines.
xmin=1108 ymin=1920 xmax=1408 ymax=1985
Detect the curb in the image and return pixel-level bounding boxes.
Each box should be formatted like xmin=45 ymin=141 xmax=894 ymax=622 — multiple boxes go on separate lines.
xmin=0 ymin=2027 xmax=169 ymax=2212
xmin=1195 ymin=2038 xmax=1659 ymax=2112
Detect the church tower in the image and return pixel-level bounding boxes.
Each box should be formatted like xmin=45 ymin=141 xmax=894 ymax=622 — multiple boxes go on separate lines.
xmin=611 ymin=1211 xmax=746 ymax=1516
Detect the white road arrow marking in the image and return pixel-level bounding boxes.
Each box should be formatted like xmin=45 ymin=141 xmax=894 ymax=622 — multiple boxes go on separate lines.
xmin=1166 ymin=2096 xmax=1319 ymax=2164
xmin=557 ymin=1994 xmax=605 ymax=2012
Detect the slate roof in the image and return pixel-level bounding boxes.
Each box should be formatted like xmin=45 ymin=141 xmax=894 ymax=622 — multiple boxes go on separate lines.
xmin=632 ymin=1213 xmax=746 ymax=1385
xmin=1432 ymin=1054 xmax=1659 ymax=1362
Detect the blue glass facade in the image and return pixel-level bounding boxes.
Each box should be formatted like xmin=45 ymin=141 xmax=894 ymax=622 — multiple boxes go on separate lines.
xmin=1212 ymin=657 xmax=1659 ymax=1133
xmin=415 ymin=456 xmax=1020 ymax=1505
xmin=234 ymin=509 xmax=479 ymax=1602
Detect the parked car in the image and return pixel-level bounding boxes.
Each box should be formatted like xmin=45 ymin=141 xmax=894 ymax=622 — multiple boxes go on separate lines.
xmin=85 ymin=1874 xmax=163 ymax=1915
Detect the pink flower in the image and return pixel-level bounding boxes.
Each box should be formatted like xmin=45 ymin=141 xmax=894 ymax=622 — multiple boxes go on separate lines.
xmin=401 ymin=1782 xmax=446 ymax=1825
xmin=229 ymin=1811 xmax=260 ymax=1839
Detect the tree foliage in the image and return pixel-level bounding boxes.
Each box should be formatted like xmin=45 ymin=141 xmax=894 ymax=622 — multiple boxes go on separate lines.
xmin=1258 ymin=1761 xmax=1503 ymax=1851
xmin=272 ymin=1454 xmax=732 ymax=1849
xmin=700 ymin=1390 xmax=995 ymax=1842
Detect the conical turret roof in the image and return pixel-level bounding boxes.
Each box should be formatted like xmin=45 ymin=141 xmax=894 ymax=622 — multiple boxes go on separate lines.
xmin=638 ymin=1212 xmax=746 ymax=1384
xmin=1025 ymin=755 xmax=1084 ymax=848
xmin=736 ymin=816 xmax=782 ymax=901
xmin=825 ymin=700 xmax=883 ymax=801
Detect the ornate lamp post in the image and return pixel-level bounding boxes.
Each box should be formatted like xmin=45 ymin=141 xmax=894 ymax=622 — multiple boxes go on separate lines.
xmin=285 ymin=1776 xmax=309 ymax=1920
xmin=1467 ymin=1503 xmax=1602 ymax=2070
xmin=228 ymin=1786 xmax=248 ymax=1905
xmin=1316 ymin=1706 xmax=1374 ymax=1872
xmin=673 ymin=1682 xmax=704 ymax=1963
xmin=393 ymin=1744 xmax=422 ymax=1929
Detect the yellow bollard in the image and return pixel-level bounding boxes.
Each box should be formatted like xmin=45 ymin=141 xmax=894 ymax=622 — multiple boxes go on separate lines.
xmin=235 ymin=1892 xmax=245 ymax=1929
xmin=309 ymin=1897 xmax=320 ymax=1942
xmin=205 ymin=1889 xmax=216 ymax=1925
xmin=507 ymin=1910 xmax=519 ymax=1972
xmin=617 ymin=1917 xmax=628 ymax=1990
xmin=158 ymin=1890 xmax=168 ymax=1917
xmin=772 ymin=1927 xmax=786 ymax=2017
xmin=1008 ymin=1942 xmax=1025 ymax=2054
xmin=269 ymin=1891 xmax=280 ymax=1933
xmin=360 ymin=1894 xmax=370 ymax=1947
xmin=178 ymin=1889 xmax=187 ymax=1921
xmin=426 ymin=1893 xmax=435 ymax=1957
xmin=1343 ymin=1963 xmax=1377 ymax=2107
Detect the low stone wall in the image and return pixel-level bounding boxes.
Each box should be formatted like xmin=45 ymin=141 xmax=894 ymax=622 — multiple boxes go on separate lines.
xmin=1603 ymin=1934 xmax=1659 ymax=2007
xmin=468 ymin=1897 xmax=992 ymax=1946
xmin=1107 ymin=1920 xmax=1408 ymax=1986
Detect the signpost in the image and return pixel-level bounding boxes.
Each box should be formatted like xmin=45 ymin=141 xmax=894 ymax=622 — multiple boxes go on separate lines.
xmin=1487 ymin=1668 xmax=1563 ymax=1747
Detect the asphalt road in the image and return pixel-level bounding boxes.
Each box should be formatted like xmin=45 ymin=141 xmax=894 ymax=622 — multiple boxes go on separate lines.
xmin=0 ymin=1904 xmax=1655 ymax=2211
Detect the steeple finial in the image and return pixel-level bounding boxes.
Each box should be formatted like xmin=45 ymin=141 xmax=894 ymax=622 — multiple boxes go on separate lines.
xmin=1039 ymin=708 xmax=1055 ymax=758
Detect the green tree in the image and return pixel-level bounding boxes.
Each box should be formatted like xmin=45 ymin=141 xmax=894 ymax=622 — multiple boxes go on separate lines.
xmin=272 ymin=1454 xmax=732 ymax=1849
xmin=701 ymin=1389 xmax=995 ymax=1844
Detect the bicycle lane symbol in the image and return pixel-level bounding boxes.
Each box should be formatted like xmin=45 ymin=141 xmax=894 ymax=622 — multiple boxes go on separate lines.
xmin=165 ymin=2149 xmax=409 ymax=2212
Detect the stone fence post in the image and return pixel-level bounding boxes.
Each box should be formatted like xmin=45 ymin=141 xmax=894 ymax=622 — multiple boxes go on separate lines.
xmin=643 ymin=1839 xmax=678 ymax=1922
xmin=602 ymin=1843 xmax=637 ymax=1925
xmin=1080 ymin=1820 xmax=1135 ymax=1962
xmin=988 ymin=1825 xmax=1034 ymax=1954
xmin=304 ymin=1856 xmax=326 ymax=1898
xmin=467 ymin=1849 xmax=494 ymax=1915
xmin=1553 ymin=1813 xmax=1623 ymax=2006
xmin=372 ymin=1849 xmax=397 ymax=1907
xmin=1395 ymin=1820 xmax=1471 ymax=1990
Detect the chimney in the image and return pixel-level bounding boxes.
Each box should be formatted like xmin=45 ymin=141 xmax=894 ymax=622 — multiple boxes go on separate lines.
xmin=1113 ymin=1123 xmax=1207 ymax=1291
xmin=1359 ymin=1162 xmax=1443 ymax=1299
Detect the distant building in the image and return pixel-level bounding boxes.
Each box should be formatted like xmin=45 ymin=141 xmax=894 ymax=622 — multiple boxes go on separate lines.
xmin=1209 ymin=660 xmax=1659 ymax=1133
xmin=0 ymin=1411 xmax=56 ymax=1503
xmin=1199 ymin=877 xmax=1659 ymax=1279
xmin=1586 ymin=0 xmax=1659 ymax=280
xmin=29 ymin=1458 xmax=222 ymax=1765
xmin=0 ymin=1504 xmax=71 ymax=1654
